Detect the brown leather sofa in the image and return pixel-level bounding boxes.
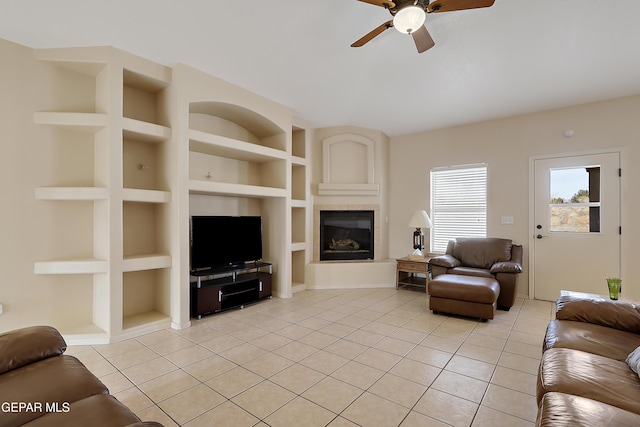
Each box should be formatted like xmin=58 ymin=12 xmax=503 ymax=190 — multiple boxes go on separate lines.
xmin=537 ymin=295 xmax=640 ymax=426
xmin=0 ymin=326 xmax=163 ymax=427
xmin=429 ymin=237 xmax=523 ymax=310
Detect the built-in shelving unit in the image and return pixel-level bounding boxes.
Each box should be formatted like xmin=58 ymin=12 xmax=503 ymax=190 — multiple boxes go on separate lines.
xmin=30 ymin=52 xmax=314 ymax=342
xmin=188 ymin=119 xmax=288 ymax=199
xmin=290 ymin=121 xmax=311 ymax=292
xmin=32 ymin=47 xmax=174 ymax=344
xmin=167 ymin=64 xmax=313 ymax=304
xmin=183 ymin=98 xmax=292 ymax=299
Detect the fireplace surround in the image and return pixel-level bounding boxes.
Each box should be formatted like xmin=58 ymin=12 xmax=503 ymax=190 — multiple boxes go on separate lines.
xmin=319 ymin=210 xmax=374 ymax=261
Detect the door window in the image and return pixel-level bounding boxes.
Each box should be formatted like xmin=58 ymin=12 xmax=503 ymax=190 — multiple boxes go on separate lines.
xmin=549 ymin=166 xmax=600 ymax=233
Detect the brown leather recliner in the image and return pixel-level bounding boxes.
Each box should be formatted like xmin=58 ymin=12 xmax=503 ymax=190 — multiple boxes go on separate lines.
xmin=429 ymin=237 xmax=523 ymax=310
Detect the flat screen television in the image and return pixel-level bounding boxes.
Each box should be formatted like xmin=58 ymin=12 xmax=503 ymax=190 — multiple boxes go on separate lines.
xmin=190 ymin=216 xmax=263 ymax=272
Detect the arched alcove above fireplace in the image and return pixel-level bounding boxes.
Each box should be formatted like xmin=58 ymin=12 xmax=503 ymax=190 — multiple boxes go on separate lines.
xmin=318 ymin=133 xmax=380 ymax=196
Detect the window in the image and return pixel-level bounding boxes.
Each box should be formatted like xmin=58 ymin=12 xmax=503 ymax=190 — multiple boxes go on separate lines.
xmin=549 ymin=166 xmax=600 ymax=233
xmin=430 ymin=164 xmax=487 ymax=253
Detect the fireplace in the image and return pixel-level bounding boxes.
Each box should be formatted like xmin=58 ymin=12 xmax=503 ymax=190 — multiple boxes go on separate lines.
xmin=319 ymin=210 xmax=374 ymax=261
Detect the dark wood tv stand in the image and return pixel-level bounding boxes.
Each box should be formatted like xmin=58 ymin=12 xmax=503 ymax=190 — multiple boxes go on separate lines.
xmin=190 ymin=262 xmax=272 ymax=319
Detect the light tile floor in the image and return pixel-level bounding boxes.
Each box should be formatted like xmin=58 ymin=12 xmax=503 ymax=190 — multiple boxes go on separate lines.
xmin=67 ymin=287 xmax=555 ymax=427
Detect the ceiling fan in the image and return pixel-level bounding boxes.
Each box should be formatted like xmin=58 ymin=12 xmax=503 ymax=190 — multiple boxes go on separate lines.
xmin=351 ymin=0 xmax=495 ymax=53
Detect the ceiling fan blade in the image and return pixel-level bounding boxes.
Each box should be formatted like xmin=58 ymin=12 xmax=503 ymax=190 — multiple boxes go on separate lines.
xmin=351 ymin=20 xmax=393 ymax=47
xmin=427 ymin=0 xmax=495 ymax=13
xmin=412 ymin=25 xmax=435 ymax=53
xmin=356 ymin=0 xmax=396 ymax=8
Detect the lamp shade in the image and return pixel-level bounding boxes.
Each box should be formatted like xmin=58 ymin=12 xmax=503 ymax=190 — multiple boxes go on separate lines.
xmin=408 ymin=210 xmax=432 ymax=228
xmin=393 ymin=5 xmax=426 ymax=34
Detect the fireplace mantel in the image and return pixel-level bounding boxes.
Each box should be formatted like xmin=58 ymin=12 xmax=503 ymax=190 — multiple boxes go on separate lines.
xmin=317 ymin=183 xmax=380 ymax=196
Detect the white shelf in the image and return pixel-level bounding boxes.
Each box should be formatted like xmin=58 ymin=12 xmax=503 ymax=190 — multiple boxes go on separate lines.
xmin=189 ymin=180 xmax=287 ymax=199
xmin=291 ymin=199 xmax=307 ymax=208
xmin=34 ymin=46 xmax=110 ymax=75
xmin=35 ymin=187 xmax=108 ymax=201
xmin=123 ymin=117 xmax=171 ymax=143
xmin=122 ymin=311 xmax=171 ymax=339
xmin=189 ymin=129 xmax=287 ymax=162
xmin=33 ymin=112 xmax=108 ymax=132
xmin=60 ymin=324 xmax=110 ymax=346
xmin=34 ymin=258 xmax=108 ymax=275
xmin=292 ymin=155 xmax=307 ymax=166
xmin=291 ymin=242 xmax=307 ymax=252
xmin=317 ymin=183 xmax=380 ymax=196
xmin=123 ymin=254 xmax=172 ymax=272
xmin=122 ymin=188 xmax=171 ymax=203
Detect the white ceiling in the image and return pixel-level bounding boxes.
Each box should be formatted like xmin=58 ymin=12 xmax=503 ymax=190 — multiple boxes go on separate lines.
xmin=2 ymin=0 xmax=640 ymax=136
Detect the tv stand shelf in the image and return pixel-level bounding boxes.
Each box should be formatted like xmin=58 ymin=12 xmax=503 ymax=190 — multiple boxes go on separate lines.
xmin=190 ymin=262 xmax=272 ymax=319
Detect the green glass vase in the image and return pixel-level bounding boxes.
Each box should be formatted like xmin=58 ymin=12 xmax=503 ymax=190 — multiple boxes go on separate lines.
xmin=606 ymin=277 xmax=622 ymax=300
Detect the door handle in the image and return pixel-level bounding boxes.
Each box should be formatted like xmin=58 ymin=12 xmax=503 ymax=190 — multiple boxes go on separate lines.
xmin=536 ymin=234 xmax=546 ymax=239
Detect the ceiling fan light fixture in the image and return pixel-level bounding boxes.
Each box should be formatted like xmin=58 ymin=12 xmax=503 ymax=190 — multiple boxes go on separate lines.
xmin=393 ymin=5 xmax=426 ymax=34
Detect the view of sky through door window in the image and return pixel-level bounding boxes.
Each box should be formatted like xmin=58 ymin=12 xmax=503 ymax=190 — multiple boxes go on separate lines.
xmin=549 ymin=166 xmax=601 ymax=233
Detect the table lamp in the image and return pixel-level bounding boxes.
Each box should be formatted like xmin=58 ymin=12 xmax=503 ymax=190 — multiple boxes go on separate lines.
xmin=408 ymin=210 xmax=432 ymax=257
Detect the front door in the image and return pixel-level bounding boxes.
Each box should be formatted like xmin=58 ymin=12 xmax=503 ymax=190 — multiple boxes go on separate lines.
xmin=532 ymin=151 xmax=621 ymax=301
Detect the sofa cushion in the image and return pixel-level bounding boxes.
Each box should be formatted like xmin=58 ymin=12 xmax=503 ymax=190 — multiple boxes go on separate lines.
xmin=447 ymin=266 xmax=493 ymax=278
xmin=627 ymin=346 xmax=640 ymax=374
xmin=21 ymin=394 xmax=145 ymax=427
xmin=543 ymin=319 xmax=640 ymax=361
xmin=450 ymin=237 xmax=512 ymax=269
xmin=556 ymin=295 xmax=640 ymax=334
xmin=537 ymin=348 xmax=640 ymax=415
xmin=0 ymin=355 xmax=108 ymax=426
xmin=0 ymin=326 xmax=66 ymax=375
xmin=536 ymin=392 xmax=640 ymax=427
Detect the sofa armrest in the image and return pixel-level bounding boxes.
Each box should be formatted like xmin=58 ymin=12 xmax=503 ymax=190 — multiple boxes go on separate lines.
xmin=556 ymin=295 xmax=640 ymax=334
xmin=429 ymin=254 xmax=461 ymax=269
xmin=490 ymin=261 xmax=522 ymax=274
xmin=0 ymin=326 xmax=67 ymax=375
xmin=490 ymin=244 xmax=523 ymax=273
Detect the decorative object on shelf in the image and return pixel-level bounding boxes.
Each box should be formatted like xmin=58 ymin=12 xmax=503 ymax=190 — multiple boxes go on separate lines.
xmin=408 ymin=209 xmax=431 ymax=259
xmin=606 ymin=277 xmax=622 ymax=300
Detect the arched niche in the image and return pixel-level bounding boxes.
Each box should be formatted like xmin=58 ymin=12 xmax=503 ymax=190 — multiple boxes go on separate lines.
xmin=318 ymin=133 xmax=379 ymax=196
xmin=189 ymin=101 xmax=286 ymax=151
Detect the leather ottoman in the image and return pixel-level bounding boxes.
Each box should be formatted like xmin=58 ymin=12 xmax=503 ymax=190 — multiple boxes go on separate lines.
xmin=427 ymin=274 xmax=500 ymax=320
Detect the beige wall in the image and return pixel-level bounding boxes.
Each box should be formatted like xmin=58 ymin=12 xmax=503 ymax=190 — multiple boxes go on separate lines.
xmin=389 ymin=95 xmax=640 ymax=299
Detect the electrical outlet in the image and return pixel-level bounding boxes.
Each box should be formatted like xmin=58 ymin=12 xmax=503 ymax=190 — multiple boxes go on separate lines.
xmin=500 ymin=216 xmax=514 ymax=225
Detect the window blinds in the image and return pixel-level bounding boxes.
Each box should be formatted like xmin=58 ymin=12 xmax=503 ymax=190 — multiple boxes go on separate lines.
xmin=430 ymin=164 xmax=487 ymax=253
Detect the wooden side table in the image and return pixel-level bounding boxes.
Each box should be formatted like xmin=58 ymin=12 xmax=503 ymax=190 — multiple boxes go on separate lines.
xmin=396 ymin=256 xmax=432 ymax=290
